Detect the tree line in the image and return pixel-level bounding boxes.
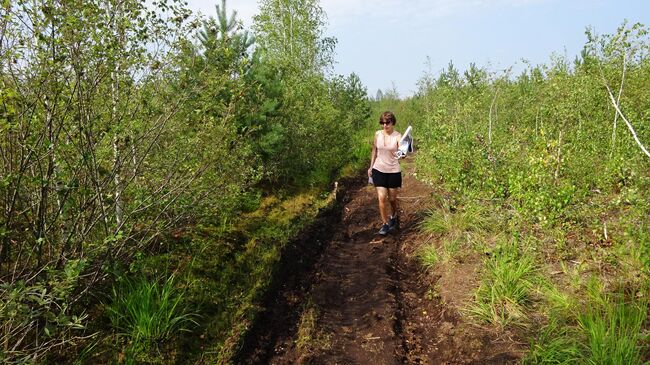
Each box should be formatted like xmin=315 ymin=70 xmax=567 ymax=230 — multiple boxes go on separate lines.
xmin=0 ymin=0 xmax=370 ymax=362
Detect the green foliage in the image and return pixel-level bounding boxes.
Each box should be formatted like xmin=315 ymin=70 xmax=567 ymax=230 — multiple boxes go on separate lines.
xmin=1 ymin=0 xmax=370 ymax=360
xmin=527 ymin=280 xmax=648 ymax=365
xmin=199 ymin=0 xmax=254 ymax=71
xmin=524 ymin=318 xmax=582 ymax=364
xmin=0 ymin=261 xmax=88 ymax=364
xmin=632 ymin=221 xmax=650 ymax=276
xmin=0 ymin=260 xmax=88 ymax=364
xmin=417 ymin=244 xmax=440 ymax=269
xmin=410 ymin=23 xmax=650 ymax=229
xmin=377 ymin=20 xmax=649 ymax=362
xmin=105 ymin=274 xmax=197 ymax=360
xmin=468 ymin=240 xmax=537 ymax=327
xmin=407 ymin=20 xmax=649 ymax=340
xmin=251 ymin=0 xmax=370 ymax=188
xmin=1 ymin=0 xmax=200 ymax=358
xmin=253 ymin=0 xmax=336 ymax=74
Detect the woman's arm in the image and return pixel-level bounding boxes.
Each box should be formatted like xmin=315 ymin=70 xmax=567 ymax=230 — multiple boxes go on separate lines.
xmin=368 ymin=132 xmax=378 ymax=176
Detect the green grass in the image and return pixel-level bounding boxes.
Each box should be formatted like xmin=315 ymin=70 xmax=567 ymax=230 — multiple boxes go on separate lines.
xmin=417 ymin=243 xmax=440 ymax=269
xmin=419 ymin=204 xmax=489 ymax=237
xmin=524 ymin=317 xmax=582 ymax=364
xmin=577 ymin=280 xmax=647 ymax=365
xmin=468 ymin=240 xmax=537 ymax=328
xmin=418 ymin=203 xmax=494 ymax=266
xmin=417 ymin=238 xmax=463 ymax=269
xmin=105 ymin=274 xmax=197 ymax=359
xmin=295 ymin=300 xmax=331 ymax=354
xmin=171 ymin=189 xmax=337 ymax=363
xmin=526 ymin=279 xmax=648 ymax=365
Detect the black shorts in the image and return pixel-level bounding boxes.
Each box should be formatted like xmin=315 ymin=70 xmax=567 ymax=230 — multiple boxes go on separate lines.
xmin=372 ymin=169 xmax=402 ymax=188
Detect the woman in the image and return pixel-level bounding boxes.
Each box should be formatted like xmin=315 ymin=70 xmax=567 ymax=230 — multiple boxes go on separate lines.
xmin=368 ymin=111 xmax=403 ymax=235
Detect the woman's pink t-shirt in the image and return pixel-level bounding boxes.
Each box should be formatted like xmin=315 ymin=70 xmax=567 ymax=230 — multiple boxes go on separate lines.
xmin=372 ymin=130 xmax=402 ymax=173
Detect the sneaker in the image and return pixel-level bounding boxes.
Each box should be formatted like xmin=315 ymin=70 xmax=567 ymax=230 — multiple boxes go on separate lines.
xmin=388 ymin=216 xmax=400 ymax=232
xmin=378 ymin=223 xmax=390 ymax=236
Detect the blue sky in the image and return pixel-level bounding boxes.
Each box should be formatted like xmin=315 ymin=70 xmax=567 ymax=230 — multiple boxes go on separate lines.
xmin=187 ymin=0 xmax=650 ymax=97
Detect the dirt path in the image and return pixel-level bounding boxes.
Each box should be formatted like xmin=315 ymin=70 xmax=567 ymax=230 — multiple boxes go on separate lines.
xmin=236 ymin=162 xmax=522 ymax=364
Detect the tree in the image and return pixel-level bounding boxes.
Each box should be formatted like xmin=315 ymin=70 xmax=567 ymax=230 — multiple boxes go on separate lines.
xmin=437 ymin=60 xmax=462 ymax=88
xmin=199 ymin=0 xmax=254 ymax=72
xmin=0 ymin=0 xmax=197 ymax=360
xmin=253 ymin=0 xmax=336 ymax=76
xmin=329 ymin=73 xmax=371 ymax=129
xmin=376 ymin=89 xmax=384 ymax=101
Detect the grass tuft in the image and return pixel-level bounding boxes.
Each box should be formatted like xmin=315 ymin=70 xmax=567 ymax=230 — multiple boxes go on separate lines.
xmin=526 ymin=278 xmax=648 ymax=364
xmin=417 ymin=243 xmax=440 ymax=269
xmin=419 ymin=203 xmax=495 ymax=264
xmin=419 ymin=204 xmax=489 ymax=237
xmin=468 ymin=240 xmax=536 ymax=328
xmin=105 ymin=274 xmax=197 ymax=358
xmin=577 ymin=279 xmax=647 ymax=365
xmin=524 ymin=317 xmax=581 ymax=364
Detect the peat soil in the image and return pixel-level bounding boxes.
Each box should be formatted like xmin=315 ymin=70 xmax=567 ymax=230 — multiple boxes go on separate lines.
xmin=236 ymin=163 xmax=523 ymax=364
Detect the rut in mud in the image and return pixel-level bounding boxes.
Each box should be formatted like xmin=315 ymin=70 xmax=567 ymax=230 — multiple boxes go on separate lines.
xmin=236 ymin=163 xmax=522 ymax=364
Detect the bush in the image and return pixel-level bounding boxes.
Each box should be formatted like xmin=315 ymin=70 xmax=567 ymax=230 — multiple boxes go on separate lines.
xmin=0 ymin=260 xmax=88 ymax=364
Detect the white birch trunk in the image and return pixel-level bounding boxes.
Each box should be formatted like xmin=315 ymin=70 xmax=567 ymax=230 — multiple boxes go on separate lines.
xmin=604 ymin=85 xmax=650 ymax=158
xmin=111 ymin=0 xmax=123 ymax=228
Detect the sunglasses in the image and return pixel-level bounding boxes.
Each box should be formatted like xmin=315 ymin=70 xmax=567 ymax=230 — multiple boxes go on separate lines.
xmin=379 ymin=122 xmax=392 ymax=126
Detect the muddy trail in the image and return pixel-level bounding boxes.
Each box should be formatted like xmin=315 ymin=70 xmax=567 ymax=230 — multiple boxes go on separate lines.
xmin=236 ymin=163 xmax=522 ymax=364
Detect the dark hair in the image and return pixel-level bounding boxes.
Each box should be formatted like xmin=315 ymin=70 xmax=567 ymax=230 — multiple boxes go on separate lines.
xmin=379 ymin=111 xmax=397 ymax=125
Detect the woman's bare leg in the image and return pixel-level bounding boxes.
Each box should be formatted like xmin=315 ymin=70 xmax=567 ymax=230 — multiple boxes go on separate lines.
xmin=376 ymin=187 xmax=389 ymax=224
xmin=388 ymin=188 xmax=399 ymax=218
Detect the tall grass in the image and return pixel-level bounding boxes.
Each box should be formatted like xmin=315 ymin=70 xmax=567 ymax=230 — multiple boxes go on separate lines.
xmin=524 ymin=318 xmax=581 ymax=364
xmin=106 ymin=274 xmax=197 ymax=355
xmin=419 ymin=204 xmax=490 ymax=238
xmin=526 ymin=279 xmax=648 ymax=364
xmin=577 ymin=280 xmax=648 ymax=365
xmin=418 ymin=204 xmax=494 ymax=266
xmin=578 ymin=300 xmax=647 ymax=364
xmin=468 ymin=240 xmax=536 ymax=327
xmin=417 ymin=244 xmax=440 ymax=269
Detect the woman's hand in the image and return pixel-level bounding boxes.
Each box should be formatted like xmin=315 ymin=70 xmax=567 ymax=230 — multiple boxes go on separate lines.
xmin=367 ymin=168 xmax=372 ymax=177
